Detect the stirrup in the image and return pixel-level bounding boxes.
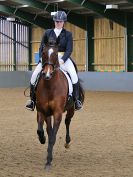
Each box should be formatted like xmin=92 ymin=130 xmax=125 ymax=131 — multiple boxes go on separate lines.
xmin=25 ymin=100 xmax=35 ymax=111
xmin=75 ymin=100 xmax=82 ymax=111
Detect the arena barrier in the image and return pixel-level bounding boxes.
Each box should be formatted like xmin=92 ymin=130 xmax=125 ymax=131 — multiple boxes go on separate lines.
xmin=0 ymin=71 xmax=133 ymax=92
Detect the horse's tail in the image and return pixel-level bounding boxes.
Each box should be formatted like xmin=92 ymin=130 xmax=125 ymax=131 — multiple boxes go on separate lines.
xmin=79 ymin=79 xmax=85 ymax=105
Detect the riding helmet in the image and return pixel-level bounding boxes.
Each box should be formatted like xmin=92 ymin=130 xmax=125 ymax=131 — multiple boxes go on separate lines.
xmin=53 ymin=11 xmax=67 ymax=22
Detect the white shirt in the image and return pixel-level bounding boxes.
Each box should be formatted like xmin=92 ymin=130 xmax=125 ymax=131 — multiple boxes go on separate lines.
xmin=54 ymin=28 xmax=62 ymax=37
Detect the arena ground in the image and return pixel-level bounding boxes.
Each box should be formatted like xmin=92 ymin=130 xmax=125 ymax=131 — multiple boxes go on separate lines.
xmin=0 ymin=88 xmax=133 ymax=177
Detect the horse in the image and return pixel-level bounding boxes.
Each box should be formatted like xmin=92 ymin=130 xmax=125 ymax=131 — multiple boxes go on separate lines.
xmin=35 ymin=41 xmax=85 ymax=169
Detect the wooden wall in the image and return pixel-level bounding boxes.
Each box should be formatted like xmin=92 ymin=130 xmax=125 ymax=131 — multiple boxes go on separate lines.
xmin=94 ymin=18 xmax=125 ymax=71
xmin=31 ymin=27 xmax=44 ymax=69
xmin=31 ymin=23 xmax=86 ymax=71
xmin=65 ymin=23 xmax=86 ymax=71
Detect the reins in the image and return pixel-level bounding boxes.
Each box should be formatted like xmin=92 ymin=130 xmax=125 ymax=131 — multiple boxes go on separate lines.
xmin=24 ymin=86 xmax=30 ymax=97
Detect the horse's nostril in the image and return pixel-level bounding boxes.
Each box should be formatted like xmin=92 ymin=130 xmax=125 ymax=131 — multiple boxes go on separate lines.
xmin=45 ymin=76 xmax=50 ymax=80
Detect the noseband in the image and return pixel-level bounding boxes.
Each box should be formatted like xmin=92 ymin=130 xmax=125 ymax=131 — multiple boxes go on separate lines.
xmin=42 ymin=61 xmax=54 ymax=69
xmin=42 ymin=61 xmax=59 ymax=71
xmin=41 ymin=60 xmax=60 ymax=81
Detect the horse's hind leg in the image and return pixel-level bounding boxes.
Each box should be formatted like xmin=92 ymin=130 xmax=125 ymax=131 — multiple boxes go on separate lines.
xmin=37 ymin=112 xmax=46 ymax=144
xmin=65 ymin=107 xmax=74 ymax=148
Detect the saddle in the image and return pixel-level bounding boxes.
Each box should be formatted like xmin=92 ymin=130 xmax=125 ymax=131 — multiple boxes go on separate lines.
xmin=60 ymin=69 xmax=74 ymax=110
xmin=60 ymin=68 xmax=73 ymax=95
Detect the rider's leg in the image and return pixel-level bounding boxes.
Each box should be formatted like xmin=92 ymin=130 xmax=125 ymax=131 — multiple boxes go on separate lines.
xmin=26 ymin=84 xmax=36 ymax=111
xmin=26 ymin=62 xmax=42 ymax=111
xmin=72 ymin=82 xmax=82 ymax=110
xmin=60 ymin=58 xmax=82 ymax=110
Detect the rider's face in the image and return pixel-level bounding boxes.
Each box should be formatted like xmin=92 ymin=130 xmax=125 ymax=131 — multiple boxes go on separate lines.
xmin=54 ymin=21 xmax=64 ymax=29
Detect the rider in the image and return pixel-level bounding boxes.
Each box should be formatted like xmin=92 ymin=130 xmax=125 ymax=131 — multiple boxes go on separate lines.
xmin=26 ymin=11 xmax=82 ymax=111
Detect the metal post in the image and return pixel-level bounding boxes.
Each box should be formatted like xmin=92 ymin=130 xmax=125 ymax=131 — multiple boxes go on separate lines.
xmin=85 ymin=31 xmax=88 ymax=71
xmin=87 ymin=16 xmax=94 ymax=71
xmin=13 ymin=23 xmax=16 ymax=71
xmin=28 ymin=25 xmax=32 ymax=71
xmin=124 ymin=14 xmax=127 ymax=72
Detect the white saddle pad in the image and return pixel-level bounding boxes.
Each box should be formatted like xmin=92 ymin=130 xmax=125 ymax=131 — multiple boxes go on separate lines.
xmin=60 ymin=69 xmax=73 ymax=95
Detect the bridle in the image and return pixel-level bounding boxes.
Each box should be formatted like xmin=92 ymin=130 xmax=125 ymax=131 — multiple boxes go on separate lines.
xmin=42 ymin=61 xmax=59 ymax=72
xmin=41 ymin=46 xmax=59 ymax=80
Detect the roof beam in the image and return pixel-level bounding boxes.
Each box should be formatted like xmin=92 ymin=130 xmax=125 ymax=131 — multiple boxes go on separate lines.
xmin=128 ymin=0 xmax=133 ymax=4
xmin=9 ymin=0 xmax=55 ymax=11
xmin=8 ymin=0 xmax=87 ymax=29
xmin=0 ymin=5 xmax=53 ymax=28
xmin=106 ymin=0 xmax=128 ymax=4
xmin=66 ymin=0 xmax=126 ymax=26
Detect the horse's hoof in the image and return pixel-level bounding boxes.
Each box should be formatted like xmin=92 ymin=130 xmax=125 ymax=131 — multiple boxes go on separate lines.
xmin=37 ymin=130 xmax=46 ymax=144
xmin=64 ymin=143 xmax=70 ymax=149
xmin=39 ymin=136 xmax=46 ymax=144
xmin=44 ymin=163 xmax=51 ymax=170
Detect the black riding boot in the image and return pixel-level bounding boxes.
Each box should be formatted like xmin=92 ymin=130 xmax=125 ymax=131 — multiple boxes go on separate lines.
xmin=25 ymin=84 xmax=36 ymax=111
xmin=73 ymin=83 xmax=82 ymax=110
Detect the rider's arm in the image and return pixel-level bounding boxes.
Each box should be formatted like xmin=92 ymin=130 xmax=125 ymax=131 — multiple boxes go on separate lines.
xmin=39 ymin=31 xmax=48 ymax=58
xmin=62 ymin=32 xmax=73 ymax=62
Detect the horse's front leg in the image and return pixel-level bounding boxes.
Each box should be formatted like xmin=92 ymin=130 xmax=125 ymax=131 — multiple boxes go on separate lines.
xmin=37 ymin=112 xmax=46 ymax=144
xmin=45 ymin=112 xmax=62 ymax=169
xmin=65 ymin=107 xmax=74 ymax=148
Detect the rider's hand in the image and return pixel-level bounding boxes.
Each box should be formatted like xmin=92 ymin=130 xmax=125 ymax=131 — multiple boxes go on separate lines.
xmin=40 ymin=57 xmax=42 ymax=62
xmin=59 ymin=58 xmax=64 ymax=65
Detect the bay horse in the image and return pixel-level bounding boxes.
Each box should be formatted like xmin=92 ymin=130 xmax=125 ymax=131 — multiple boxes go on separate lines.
xmin=35 ymin=41 xmax=84 ymax=169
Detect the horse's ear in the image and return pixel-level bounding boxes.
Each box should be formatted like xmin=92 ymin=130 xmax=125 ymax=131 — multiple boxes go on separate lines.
xmin=48 ymin=37 xmax=56 ymax=46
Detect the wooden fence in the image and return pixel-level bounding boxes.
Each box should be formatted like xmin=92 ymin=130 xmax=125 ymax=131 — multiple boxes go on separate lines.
xmin=93 ymin=17 xmax=125 ymax=72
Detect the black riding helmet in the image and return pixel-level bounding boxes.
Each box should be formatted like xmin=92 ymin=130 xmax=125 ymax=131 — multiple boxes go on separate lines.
xmin=53 ymin=11 xmax=67 ymax=22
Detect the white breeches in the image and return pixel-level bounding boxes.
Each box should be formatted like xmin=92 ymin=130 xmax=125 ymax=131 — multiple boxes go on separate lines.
xmin=30 ymin=58 xmax=78 ymax=85
xmin=59 ymin=57 xmax=78 ymax=84
xmin=30 ymin=62 xmax=42 ymax=85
